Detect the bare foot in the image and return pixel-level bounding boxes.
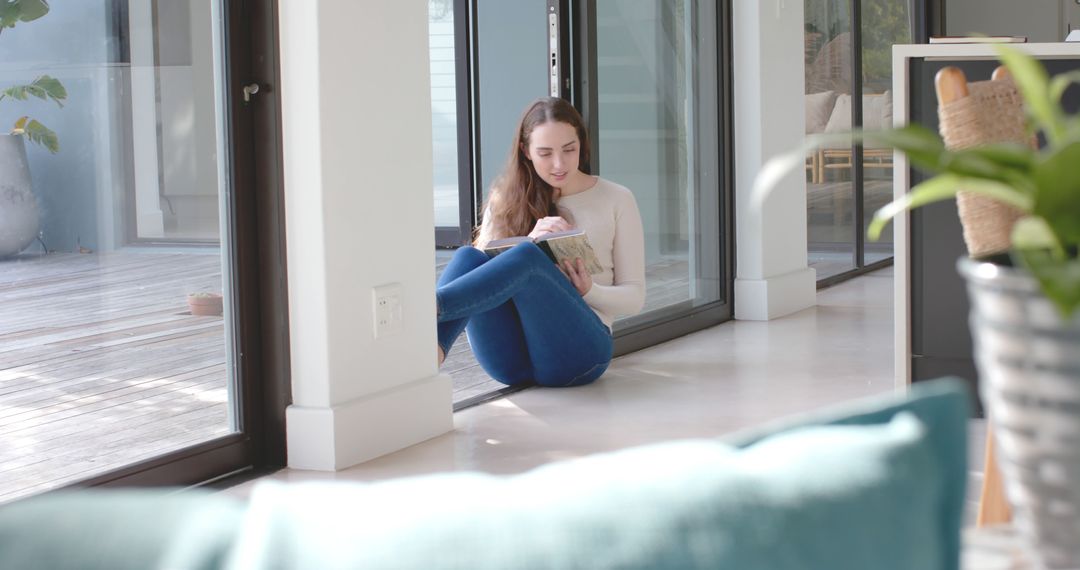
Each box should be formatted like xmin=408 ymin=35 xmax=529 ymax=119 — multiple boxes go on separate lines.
xmin=437 ymin=345 xmax=445 ymax=367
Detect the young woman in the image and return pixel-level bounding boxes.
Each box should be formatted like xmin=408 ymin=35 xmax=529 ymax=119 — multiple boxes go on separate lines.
xmin=436 ymin=97 xmax=645 ymax=387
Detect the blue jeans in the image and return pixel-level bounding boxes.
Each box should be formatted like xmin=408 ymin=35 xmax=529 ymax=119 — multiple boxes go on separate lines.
xmin=437 ymin=243 xmax=613 ymax=387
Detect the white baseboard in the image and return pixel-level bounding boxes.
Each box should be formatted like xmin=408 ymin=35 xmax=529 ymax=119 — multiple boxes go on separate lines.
xmin=286 ymin=373 xmax=453 ymax=471
xmin=734 ymin=267 xmax=817 ymax=321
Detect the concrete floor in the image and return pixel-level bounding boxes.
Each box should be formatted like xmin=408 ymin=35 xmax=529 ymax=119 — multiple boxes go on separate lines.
xmin=229 ymin=264 xmax=990 ymax=525
xmin=230 ymin=267 xmax=932 ymax=481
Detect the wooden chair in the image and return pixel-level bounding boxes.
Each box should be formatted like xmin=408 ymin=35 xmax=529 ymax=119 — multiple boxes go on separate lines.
xmin=935 ymin=65 xmax=1029 ymax=527
xmin=820 ymin=147 xmax=894 ymax=181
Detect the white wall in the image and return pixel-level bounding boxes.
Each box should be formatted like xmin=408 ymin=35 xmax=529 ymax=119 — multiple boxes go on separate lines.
xmin=732 ymin=1 xmax=816 ymax=321
xmin=278 ymin=0 xmax=453 ymax=471
xmin=946 ymin=0 xmax=1064 ymax=42
xmin=157 ymin=0 xmax=221 ymax=235
xmin=128 ymin=2 xmax=165 ymax=239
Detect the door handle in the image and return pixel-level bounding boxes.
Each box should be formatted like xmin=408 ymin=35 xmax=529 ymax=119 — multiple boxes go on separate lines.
xmin=242 ymin=83 xmax=261 ymax=103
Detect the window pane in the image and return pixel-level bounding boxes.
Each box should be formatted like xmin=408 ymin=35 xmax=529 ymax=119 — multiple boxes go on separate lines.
xmin=0 ymin=0 xmax=238 ymax=503
xmin=430 ymin=0 xmax=460 ymax=228
xmin=475 ymin=0 xmax=548 ymax=204
xmin=439 ymin=0 xmax=549 ymax=405
xmin=595 ymin=0 xmax=723 ymax=328
xmin=861 ymin=0 xmax=912 ymax=265
xmin=805 ymin=0 xmax=857 ymax=279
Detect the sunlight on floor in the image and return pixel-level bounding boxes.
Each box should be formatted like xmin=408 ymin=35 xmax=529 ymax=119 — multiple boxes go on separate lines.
xmin=230 ymin=267 xmax=900 ymax=493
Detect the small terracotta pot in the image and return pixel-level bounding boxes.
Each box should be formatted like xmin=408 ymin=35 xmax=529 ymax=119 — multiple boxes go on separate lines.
xmin=187 ymin=293 xmax=223 ymax=316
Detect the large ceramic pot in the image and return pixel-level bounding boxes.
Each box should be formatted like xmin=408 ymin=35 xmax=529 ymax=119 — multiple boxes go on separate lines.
xmin=0 ymin=134 xmax=40 ymax=258
xmin=959 ymin=256 xmax=1080 ymax=569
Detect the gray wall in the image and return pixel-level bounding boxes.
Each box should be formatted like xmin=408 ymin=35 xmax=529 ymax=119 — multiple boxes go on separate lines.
xmin=476 ymin=0 xmax=547 ymax=201
xmin=0 ymin=3 xmax=121 ymax=252
xmin=947 ymin=0 xmax=1065 ymax=41
xmin=0 ymin=1 xmax=221 ymax=252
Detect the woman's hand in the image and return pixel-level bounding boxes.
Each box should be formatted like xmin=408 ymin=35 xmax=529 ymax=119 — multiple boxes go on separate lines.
xmin=560 ymin=258 xmax=593 ymax=296
xmin=528 ymin=216 xmax=572 ymax=239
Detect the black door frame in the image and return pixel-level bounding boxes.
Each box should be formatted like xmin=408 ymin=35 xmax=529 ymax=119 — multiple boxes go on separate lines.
xmin=73 ymin=0 xmax=289 ymax=491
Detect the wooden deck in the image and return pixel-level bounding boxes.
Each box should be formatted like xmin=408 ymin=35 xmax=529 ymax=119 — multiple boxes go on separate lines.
xmin=1 ymin=249 xmax=690 ymax=503
xmin=0 ymin=251 xmax=230 ymax=503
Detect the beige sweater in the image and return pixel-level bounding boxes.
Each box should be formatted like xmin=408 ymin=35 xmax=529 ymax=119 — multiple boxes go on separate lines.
xmin=557 ymin=177 xmax=646 ymax=329
xmin=477 ymin=177 xmax=647 ymax=329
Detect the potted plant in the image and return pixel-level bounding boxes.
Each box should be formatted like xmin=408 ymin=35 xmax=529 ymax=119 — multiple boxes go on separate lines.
xmin=0 ymin=0 xmax=66 ymax=258
xmin=756 ymin=44 xmax=1080 ymax=568
xmin=187 ymin=292 xmax=223 ymax=317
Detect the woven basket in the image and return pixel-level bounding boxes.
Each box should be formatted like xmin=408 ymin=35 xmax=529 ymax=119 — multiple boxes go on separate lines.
xmin=939 ymin=81 xmax=1031 ymax=258
xmin=959 ymin=257 xmax=1080 ymax=569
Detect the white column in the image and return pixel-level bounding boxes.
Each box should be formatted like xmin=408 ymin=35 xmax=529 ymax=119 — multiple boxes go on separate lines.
xmin=278 ymin=0 xmax=453 ymax=471
xmin=127 ymin=2 xmax=165 ymax=239
xmin=733 ymin=0 xmax=817 ymax=321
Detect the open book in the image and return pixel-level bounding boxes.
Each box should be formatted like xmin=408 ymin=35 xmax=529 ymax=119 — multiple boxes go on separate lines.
xmin=483 ymin=229 xmax=603 ymax=275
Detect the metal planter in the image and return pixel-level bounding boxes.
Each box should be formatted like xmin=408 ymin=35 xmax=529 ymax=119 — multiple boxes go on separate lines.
xmin=959 ymin=256 xmax=1080 ymax=569
xmin=0 ymin=135 xmax=40 ymax=258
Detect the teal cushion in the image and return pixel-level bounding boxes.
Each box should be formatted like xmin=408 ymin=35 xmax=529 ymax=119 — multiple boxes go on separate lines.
xmin=0 ymin=489 xmax=244 ymax=570
xmin=226 ymin=379 xmax=970 ymax=570
xmin=0 ymin=379 xmax=969 ymax=570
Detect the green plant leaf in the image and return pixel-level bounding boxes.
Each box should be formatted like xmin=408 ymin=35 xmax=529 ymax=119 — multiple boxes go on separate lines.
xmin=939 ymin=151 xmax=1015 ymax=181
xmin=953 ymin=177 xmax=1034 ymax=211
xmin=0 ymin=75 xmax=66 ymax=107
xmin=1049 ymin=70 xmax=1080 ymax=105
xmin=868 ymin=174 xmax=960 ymax=241
xmin=860 ymin=127 xmax=1040 ymax=196
xmin=868 ymin=174 xmax=1032 ymax=241
xmin=1013 ymin=248 xmax=1080 ymax=318
xmin=750 ymin=144 xmax=813 ymax=210
xmin=0 ymin=0 xmax=49 ymax=29
xmin=1011 ymin=216 xmax=1066 ymax=259
xmin=858 ymin=124 xmax=947 ymax=173
xmin=958 ymin=144 xmax=1039 ymax=197
xmin=31 ymin=75 xmax=65 ymax=105
xmin=995 ymin=45 xmax=1063 ymax=144
xmin=752 ymin=125 xmax=950 ymax=210
xmin=962 ymin=142 xmax=1037 ymax=171
xmin=1065 ymin=117 xmax=1080 ymax=143
xmin=19 ymin=119 xmax=58 ymax=153
xmin=1032 ymin=141 xmax=1080 ymax=246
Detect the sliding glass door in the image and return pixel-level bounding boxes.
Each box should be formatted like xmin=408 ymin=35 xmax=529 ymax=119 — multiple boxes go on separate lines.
xmin=0 ymin=0 xmax=287 ymax=501
xmin=860 ymin=0 xmax=913 ymax=266
xmin=803 ymin=0 xmax=914 ymax=283
xmin=430 ymin=0 xmax=474 ymax=247
xmin=587 ymin=0 xmax=727 ymax=338
xmin=432 ymin=0 xmax=556 ymax=406
xmin=430 ymin=0 xmax=731 ymax=406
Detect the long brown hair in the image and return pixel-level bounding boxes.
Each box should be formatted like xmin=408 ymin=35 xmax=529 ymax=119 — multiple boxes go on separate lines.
xmin=474 ymin=97 xmax=590 ymax=247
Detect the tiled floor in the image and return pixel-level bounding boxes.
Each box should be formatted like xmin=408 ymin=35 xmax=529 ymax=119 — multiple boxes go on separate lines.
xmin=230 ymin=266 xmax=983 ymax=493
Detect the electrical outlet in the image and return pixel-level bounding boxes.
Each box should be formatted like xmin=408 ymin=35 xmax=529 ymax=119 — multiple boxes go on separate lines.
xmin=372 ymin=283 xmax=402 ymax=339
